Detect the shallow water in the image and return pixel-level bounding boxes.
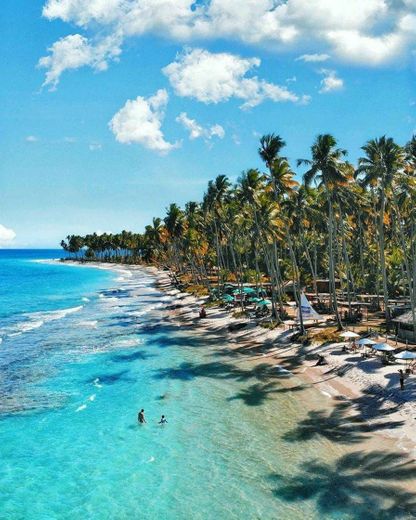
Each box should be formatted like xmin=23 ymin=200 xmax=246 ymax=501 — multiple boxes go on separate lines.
xmin=1 ymin=251 xmax=415 ymax=519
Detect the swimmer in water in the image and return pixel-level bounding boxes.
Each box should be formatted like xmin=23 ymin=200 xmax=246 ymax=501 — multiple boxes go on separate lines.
xmin=159 ymin=415 xmax=167 ymax=424
xmin=138 ymin=409 xmax=146 ymax=424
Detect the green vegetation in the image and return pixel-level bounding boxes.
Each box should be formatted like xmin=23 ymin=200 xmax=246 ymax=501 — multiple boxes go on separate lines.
xmin=61 ymin=133 xmax=416 ymax=332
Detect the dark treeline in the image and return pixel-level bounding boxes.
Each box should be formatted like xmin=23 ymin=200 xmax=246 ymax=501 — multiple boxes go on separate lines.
xmin=61 ymin=133 xmax=416 ymax=332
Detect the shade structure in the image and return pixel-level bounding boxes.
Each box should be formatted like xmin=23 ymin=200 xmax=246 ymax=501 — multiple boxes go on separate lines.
xmin=222 ymin=294 xmax=234 ymax=303
xmin=249 ymin=297 xmax=262 ymax=303
xmin=257 ymin=299 xmax=272 ymax=306
xmin=357 ymin=338 xmax=376 ymax=346
xmin=339 ymin=331 xmax=360 ymax=339
xmin=233 ymin=287 xmax=257 ymax=295
xmin=394 ymin=350 xmax=416 ymax=360
xmin=372 ymin=343 xmax=395 ymax=352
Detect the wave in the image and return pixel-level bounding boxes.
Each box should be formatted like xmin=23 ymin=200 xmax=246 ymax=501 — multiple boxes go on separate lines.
xmin=2 ymin=305 xmax=84 ymax=340
xmin=78 ymin=320 xmax=98 ymax=328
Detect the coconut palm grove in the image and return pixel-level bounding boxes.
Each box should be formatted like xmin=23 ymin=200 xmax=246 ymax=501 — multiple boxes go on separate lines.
xmin=60 ymin=132 xmax=416 ymax=336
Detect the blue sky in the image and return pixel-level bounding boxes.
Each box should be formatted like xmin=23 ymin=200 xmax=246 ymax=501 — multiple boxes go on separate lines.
xmin=1 ymin=0 xmax=416 ymax=247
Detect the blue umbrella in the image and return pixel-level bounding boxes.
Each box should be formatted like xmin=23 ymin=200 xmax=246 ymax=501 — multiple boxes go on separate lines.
xmin=372 ymin=343 xmax=395 ymax=352
xmin=394 ymin=350 xmax=416 ymax=360
xmin=357 ymin=338 xmax=376 ymax=346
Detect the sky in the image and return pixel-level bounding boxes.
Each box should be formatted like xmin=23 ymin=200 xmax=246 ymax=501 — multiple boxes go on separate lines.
xmin=1 ymin=0 xmax=416 ymax=248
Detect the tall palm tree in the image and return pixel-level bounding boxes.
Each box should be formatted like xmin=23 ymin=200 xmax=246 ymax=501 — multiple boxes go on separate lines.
xmin=357 ymin=136 xmax=404 ymax=326
xmin=299 ymin=134 xmax=347 ymax=330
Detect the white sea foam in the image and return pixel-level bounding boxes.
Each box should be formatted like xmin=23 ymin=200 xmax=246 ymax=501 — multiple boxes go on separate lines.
xmin=82 ymin=297 xmax=90 ymax=302
xmin=93 ymin=378 xmax=102 ymax=388
xmin=79 ymin=320 xmax=98 ymax=328
xmin=4 ymin=305 xmax=84 ymax=339
xmin=116 ymin=338 xmax=142 ymax=347
xmin=88 ymin=394 xmax=96 ymax=401
xmin=76 ymin=404 xmax=87 ymax=412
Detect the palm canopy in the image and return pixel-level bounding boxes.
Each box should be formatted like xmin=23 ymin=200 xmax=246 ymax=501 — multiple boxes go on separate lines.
xmin=299 ymin=134 xmax=347 ymax=189
xmin=357 ymin=136 xmax=404 ymax=190
xmin=258 ymin=133 xmax=286 ymax=169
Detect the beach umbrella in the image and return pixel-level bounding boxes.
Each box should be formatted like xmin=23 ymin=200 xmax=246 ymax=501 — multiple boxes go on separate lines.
xmin=249 ymin=297 xmax=262 ymax=303
xmin=222 ymin=294 xmax=234 ymax=303
xmin=257 ymin=299 xmax=272 ymax=306
xmin=243 ymin=287 xmax=257 ymax=294
xmin=372 ymin=343 xmax=395 ymax=352
xmin=394 ymin=351 xmax=416 ymax=360
xmin=357 ymin=338 xmax=376 ymax=346
xmin=339 ymin=331 xmax=360 ymax=339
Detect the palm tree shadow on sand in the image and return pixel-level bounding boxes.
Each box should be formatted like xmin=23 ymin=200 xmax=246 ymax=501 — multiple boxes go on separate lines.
xmin=270 ymin=451 xmax=416 ymax=519
xmin=282 ymin=399 xmax=404 ymax=444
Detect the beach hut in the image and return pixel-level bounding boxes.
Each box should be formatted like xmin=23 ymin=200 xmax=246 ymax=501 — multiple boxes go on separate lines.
xmin=393 ymin=310 xmax=416 ymax=342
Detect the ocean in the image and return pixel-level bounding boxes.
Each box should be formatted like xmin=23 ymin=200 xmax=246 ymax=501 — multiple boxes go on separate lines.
xmin=0 ymin=250 xmax=414 ymax=519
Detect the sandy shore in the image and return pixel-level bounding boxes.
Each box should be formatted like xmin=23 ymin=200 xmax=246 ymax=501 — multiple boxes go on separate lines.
xmin=149 ymin=268 xmax=416 ymax=459
xmin=55 ymin=260 xmax=416 ymax=457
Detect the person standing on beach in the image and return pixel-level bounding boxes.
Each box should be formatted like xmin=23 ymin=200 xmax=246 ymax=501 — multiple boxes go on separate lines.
xmin=399 ymin=370 xmax=405 ymax=391
xmin=138 ymin=409 xmax=146 ymax=423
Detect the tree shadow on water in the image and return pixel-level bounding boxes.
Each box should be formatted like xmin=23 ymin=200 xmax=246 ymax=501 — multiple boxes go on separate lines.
xmin=228 ymin=382 xmax=306 ymax=407
xmin=270 ymin=451 xmax=416 ymax=519
xmin=154 ymin=361 xmax=292 ymax=384
xmin=283 ymin=400 xmax=404 ymax=445
xmin=111 ymin=350 xmax=154 ymax=363
xmin=89 ymin=370 xmax=133 ymax=385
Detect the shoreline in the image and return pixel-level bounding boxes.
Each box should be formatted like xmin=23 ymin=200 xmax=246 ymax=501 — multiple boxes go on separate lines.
xmin=58 ymin=260 xmax=416 ymax=458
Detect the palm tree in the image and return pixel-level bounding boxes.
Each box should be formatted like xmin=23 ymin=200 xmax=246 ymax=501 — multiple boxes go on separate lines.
xmin=299 ymin=134 xmax=347 ymax=330
xmin=357 ymin=136 xmax=404 ymax=326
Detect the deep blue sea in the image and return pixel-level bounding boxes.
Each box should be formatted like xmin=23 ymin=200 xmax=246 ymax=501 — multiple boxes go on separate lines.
xmin=1 ymin=250 xmax=415 ymax=519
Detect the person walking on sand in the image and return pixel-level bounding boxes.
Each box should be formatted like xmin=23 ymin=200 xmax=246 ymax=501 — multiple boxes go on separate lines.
xmin=399 ymin=370 xmax=405 ymax=391
xmin=138 ymin=409 xmax=146 ymax=424
xmin=159 ymin=415 xmax=167 ymax=424
xmin=199 ymin=306 xmax=207 ymax=319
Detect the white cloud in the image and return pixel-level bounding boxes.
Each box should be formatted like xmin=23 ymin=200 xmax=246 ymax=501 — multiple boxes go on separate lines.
xmin=0 ymin=224 xmax=16 ymax=245
xmin=38 ymin=33 xmax=121 ymax=90
xmin=109 ymin=89 xmax=179 ymax=154
xmin=163 ymin=48 xmax=306 ymax=109
xmin=40 ymin=0 xmax=416 ymax=74
xmin=296 ymin=53 xmax=330 ymax=62
xmin=89 ymin=142 xmax=102 ymax=151
xmin=176 ymin=112 xmax=225 ymax=141
xmin=319 ymin=69 xmax=344 ymax=93
xmin=25 ymin=135 xmax=39 ymax=142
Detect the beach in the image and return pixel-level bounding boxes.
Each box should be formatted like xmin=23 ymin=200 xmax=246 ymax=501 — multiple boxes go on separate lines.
xmin=2 ymin=253 xmax=416 ymax=519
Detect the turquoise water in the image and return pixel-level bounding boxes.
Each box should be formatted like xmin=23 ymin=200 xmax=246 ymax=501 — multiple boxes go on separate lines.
xmin=1 ymin=251 xmax=415 ymax=519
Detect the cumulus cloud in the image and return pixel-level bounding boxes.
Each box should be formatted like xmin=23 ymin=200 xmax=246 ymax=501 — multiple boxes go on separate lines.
xmin=296 ymin=53 xmax=330 ymax=62
xmin=163 ymin=48 xmax=306 ymax=109
xmin=109 ymin=89 xmax=179 ymax=154
xmin=40 ymin=0 xmax=416 ymax=76
xmin=25 ymin=135 xmax=39 ymax=142
xmin=319 ymin=69 xmax=344 ymax=93
xmin=176 ymin=112 xmax=224 ymax=141
xmin=0 ymin=224 xmax=16 ymax=245
xmin=38 ymin=33 xmax=122 ymax=89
